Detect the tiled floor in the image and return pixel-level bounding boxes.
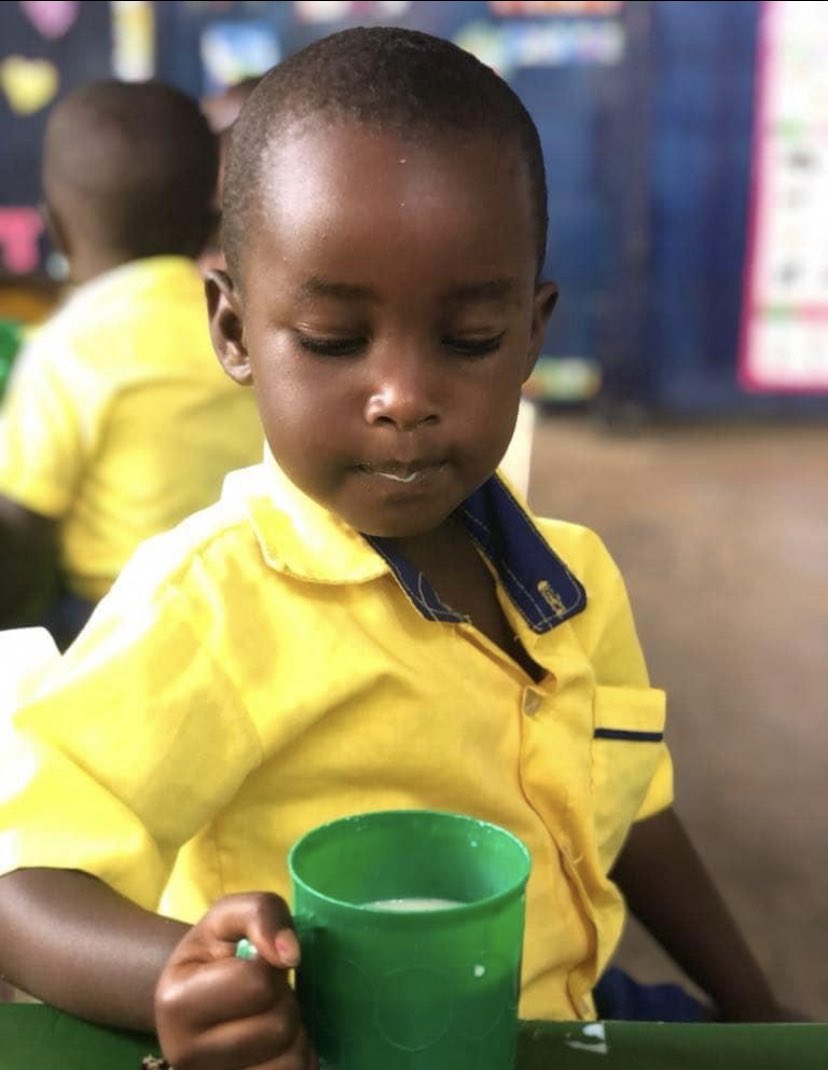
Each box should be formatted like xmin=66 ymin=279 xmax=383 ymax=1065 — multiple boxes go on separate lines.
xmin=528 ymin=413 xmax=828 ymax=1021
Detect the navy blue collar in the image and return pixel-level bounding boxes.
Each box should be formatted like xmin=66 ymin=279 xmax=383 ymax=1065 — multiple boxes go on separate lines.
xmin=365 ymin=476 xmax=587 ymax=633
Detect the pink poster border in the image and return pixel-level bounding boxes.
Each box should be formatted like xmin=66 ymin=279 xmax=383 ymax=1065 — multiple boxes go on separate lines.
xmin=737 ymin=0 xmax=828 ymax=394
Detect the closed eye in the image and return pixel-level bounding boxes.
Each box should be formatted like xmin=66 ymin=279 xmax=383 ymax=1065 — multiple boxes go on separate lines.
xmin=442 ymin=332 xmax=506 ymax=357
xmin=296 ymin=333 xmax=367 ymax=357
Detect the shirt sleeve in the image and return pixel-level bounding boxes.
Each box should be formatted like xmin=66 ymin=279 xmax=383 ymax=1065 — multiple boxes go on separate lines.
xmin=0 ymin=549 xmax=262 ymax=911
xmin=0 ymin=330 xmax=92 ymax=517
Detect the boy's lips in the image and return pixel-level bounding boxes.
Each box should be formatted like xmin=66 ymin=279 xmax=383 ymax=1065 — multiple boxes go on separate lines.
xmin=357 ymin=460 xmax=446 ymax=483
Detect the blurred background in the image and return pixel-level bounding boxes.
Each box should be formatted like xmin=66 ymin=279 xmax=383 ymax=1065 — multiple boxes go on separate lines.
xmin=0 ymin=0 xmax=825 ymax=1019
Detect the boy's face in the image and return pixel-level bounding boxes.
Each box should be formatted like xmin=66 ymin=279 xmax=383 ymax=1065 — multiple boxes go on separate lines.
xmin=208 ymin=119 xmax=557 ymax=539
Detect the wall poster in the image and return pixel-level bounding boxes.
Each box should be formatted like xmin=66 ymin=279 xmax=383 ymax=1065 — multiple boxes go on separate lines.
xmin=740 ymin=0 xmax=828 ymax=393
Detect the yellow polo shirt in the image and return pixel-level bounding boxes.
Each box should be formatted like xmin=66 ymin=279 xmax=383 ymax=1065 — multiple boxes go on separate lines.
xmin=0 ymin=256 xmax=262 ymax=601
xmin=0 ymin=457 xmax=671 ymax=1021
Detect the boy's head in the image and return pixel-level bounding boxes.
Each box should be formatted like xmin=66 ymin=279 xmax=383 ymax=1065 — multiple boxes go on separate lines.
xmin=209 ymin=27 xmax=557 ymax=540
xmin=222 ymin=27 xmax=548 ymax=282
xmin=42 ymin=80 xmax=218 ymax=273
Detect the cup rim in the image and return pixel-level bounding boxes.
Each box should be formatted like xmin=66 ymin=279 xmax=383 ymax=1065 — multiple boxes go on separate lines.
xmin=287 ymin=808 xmax=532 ymax=918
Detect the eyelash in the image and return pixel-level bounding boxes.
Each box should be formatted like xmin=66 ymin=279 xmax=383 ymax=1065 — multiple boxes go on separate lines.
xmin=443 ymin=333 xmax=506 ymax=357
xmin=297 ymin=335 xmax=366 ymax=357
xmin=296 ymin=333 xmax=506 ymax=359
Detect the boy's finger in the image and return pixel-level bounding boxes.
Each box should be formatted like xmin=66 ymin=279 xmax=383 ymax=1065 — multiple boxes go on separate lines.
xmin=158 ymin=954 xmax=296 ymax=1030
xmin=179 ymin=1004 xmax=311 ymax=1068
xmin=244 ymin=902 xmax=301 ymax=969
xmin=237 ymin=928 xmax=300 ymax=968
xmin=192 ymin=892 xmax=297 ymax=964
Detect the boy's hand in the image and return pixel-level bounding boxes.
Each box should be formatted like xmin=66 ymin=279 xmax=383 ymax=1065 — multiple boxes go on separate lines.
xmin=154 ymin=892 xmax=317 ymax=1069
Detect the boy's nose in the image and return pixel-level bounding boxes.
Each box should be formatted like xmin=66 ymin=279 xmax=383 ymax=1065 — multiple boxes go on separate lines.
xmin=364 ymin=375 xmax=440 ymax=431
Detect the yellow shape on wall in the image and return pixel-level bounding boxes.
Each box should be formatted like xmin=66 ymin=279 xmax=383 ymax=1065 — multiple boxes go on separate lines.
xmin=0 ymin=56 xmax=59 ymax=115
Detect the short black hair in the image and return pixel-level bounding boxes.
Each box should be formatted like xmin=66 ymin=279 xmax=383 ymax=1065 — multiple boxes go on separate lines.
xmin=43 ymin=80 xmax=218 ymax=260
xmin=223 ymin=26 xmax=548 ymax=279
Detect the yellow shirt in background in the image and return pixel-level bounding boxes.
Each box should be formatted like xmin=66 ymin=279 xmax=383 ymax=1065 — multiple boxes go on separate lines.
xmin=0 ymin=458 xmax=672 ymax=1021
xmin=0 ymin=256 xmax=262 ymax=601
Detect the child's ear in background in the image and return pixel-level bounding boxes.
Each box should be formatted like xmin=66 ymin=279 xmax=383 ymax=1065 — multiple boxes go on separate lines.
xmin=205 ymin=269 xmax=253 ymax=386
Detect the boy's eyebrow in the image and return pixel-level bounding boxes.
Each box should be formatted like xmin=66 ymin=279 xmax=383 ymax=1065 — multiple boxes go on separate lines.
xmin=297 ymin=277 xmax=520 ymax=303
xmin=298 ymin=277 xmax=374 ymax=301
xmin=444 ymin=279 xmax=519 ymax=303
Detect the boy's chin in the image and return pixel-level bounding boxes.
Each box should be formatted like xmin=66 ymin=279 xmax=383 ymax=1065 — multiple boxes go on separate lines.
xmin=355 ymin=512 xmax=454 ymax=541
xmin=346 ymin=495 xmax=463 ymax=542
xmin=344 ymin=481 xmax=488 ymax=541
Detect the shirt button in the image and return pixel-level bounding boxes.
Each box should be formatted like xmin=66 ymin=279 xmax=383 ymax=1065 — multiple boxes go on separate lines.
xmin=522 ymin=689 xmax=543 ymax=717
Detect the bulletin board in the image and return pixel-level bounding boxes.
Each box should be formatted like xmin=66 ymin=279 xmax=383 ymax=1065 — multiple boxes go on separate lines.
xmin=1 ymin=0 xmax=629 ymax=406
xmin=0 ymin=1 xmax=154 ymax=278
xmin=739 ymin=0 xmax=828 ymax=394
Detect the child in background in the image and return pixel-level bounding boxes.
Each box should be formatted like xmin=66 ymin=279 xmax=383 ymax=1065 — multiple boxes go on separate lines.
xmin=0 ymin=80 xmax=262 ymax=646
xmin=0 ymin=28 xmax=785 ymax=1068
xmin=201 ymin=75 xmax=264 ymax=136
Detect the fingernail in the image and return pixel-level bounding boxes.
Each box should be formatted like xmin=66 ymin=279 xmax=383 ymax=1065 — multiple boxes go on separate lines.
xmin=275 ymin=929 xmax=300 ymax=966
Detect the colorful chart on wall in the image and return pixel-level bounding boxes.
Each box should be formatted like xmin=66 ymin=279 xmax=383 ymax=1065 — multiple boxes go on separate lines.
xmin=739 ymin=0 xmax=828 ymax=393
xmin=0 ymin=1 xmax=155 ymax=279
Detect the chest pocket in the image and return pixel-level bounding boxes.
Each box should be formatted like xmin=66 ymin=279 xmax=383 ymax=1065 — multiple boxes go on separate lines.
xmin=591 ymin=685 xmax=666 ymax=870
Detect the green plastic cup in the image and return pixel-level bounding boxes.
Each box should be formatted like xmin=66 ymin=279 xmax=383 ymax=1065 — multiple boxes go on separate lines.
xmin=288 ymin=809 xmax=531 ymax=1070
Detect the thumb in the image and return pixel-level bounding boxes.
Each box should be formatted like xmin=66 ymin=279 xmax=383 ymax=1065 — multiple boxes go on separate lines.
xmin=198 ymin=891 xmax=301 ymax=969
xmin=244 ymin=901 xmax=301 ymax=970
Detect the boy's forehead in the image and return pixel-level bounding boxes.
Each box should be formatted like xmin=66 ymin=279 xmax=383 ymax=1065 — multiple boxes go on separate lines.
xmin=252 ymin=116 xmax=529 ymax=221
xmin=258 ymin=113 xmax=466 ymax=177
xmin=237 ymin=119 xmax=537 ymax=291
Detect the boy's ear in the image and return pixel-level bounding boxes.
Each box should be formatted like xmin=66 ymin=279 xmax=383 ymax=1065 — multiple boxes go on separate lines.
xmin=523 ymin=281 xmax=559 ymax=381
xmin=205 ymin=269 xmax=253 ymax=386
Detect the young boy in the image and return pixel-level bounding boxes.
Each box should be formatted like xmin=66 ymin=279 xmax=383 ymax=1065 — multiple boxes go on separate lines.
xmin=0 ymin=80 xmax=262 ymax=645
xmin=0 ymin=27 xmax=784 ymax=1068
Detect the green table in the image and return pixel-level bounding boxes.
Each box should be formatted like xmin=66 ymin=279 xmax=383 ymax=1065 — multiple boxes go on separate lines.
xmin=1 ymin=1005 xmax=825 ymax=1069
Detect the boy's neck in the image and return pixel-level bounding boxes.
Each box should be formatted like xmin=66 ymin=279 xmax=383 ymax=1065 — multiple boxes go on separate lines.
xmin=68 ymin=248 xmax=135 ymax=286
xmin=392 ymin=516 xmax=545 ymax=681
xmin=68 ymin=248 xmax=185 ymax=286
xmin=389 ymin=515 xmax=469 ymax=576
